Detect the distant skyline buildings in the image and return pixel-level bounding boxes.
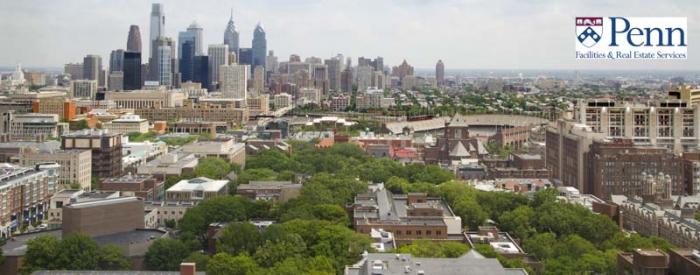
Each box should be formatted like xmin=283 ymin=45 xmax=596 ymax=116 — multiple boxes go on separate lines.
xmin=252 ymin=23 xmax=267 ymax=71
xmin=148 ymin=3 xmax=165 ymax=62
xmin=178 ymin=21 xmax=204 ymax=58
xmin=436 ymin=60 xmax=445 ymax=86
xmin=224 ymin=9 xmax=240 ymax=55
xmin=126 ymin=25 xmax=142 ymax=53
xmin=6 ymin=1 xmax=698 ymax=70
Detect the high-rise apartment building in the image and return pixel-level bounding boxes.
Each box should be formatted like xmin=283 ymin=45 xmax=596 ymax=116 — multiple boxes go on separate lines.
xmin=61 ymin=130 xmax=123 ymax=179
xmin=219 ymin=64 xmax=249 ymax=100
xmin=70 ymin=80 xmax=98 ymax=99
xmin=208 ymin=44 xmax=229 ymax=90
xmin=324 ymin=57 xmax=342 ymax=92
xmin=253 ymin=65 xmax=265 ymax=93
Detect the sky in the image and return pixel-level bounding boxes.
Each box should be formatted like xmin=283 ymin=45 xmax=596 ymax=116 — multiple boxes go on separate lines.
xmin=0 ymin=0 xmax=698 ymax=70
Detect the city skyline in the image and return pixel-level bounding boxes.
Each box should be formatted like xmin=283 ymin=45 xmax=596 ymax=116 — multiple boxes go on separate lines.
xmin=0 ymin=0 xmax=698 ymax=70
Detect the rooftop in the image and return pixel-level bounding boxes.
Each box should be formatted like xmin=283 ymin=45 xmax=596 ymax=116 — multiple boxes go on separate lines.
xmin=345 ymin=252 xmax=527 ymax=275
xmin=167 ymin=177 xmax=228 ymax=193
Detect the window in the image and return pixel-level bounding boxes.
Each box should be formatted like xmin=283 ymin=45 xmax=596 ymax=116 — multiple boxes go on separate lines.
xmin=426 ymin=230 xmax=432 ymax=235
xmin=406 ymin=230 xmax=412 ymax=235
xmin=416 ymin=230 xmax=422 ymax=235
xmin=436 ymin=230 xmax=441 ymax=235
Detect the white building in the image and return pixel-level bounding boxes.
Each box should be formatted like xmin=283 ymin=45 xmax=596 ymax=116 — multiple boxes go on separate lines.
xmin=208 ymin=44 xmax=229 ymax=89
xmin=102 ymin=114 xmax=149 ymax=134
xmin=219 ymin=64 xmax=249 ymax=100
xmin=273 ymin=93 xmax=293 ymax=109
xmin=21 ymin=149 xmax=92 ymax=191
xmin=70 ymin=80 xmax=98 ymax=99
xmin=166 ymin=177 xmax=229 ymax=201
xmin=8 ymin=113 xmax=66 ymax=138
xmin=299 ymin=88 xmax=321 ymax=105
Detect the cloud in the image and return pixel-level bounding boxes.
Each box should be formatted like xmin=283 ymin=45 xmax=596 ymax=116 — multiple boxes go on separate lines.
xmin=0 ymin=0 xmax=697 ymax=70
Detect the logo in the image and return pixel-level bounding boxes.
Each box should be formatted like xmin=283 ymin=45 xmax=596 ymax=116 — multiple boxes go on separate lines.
xmin=576 ymin=17 xmax=603 ymax=48
xmin=575 ymin=17 xmax=687 ymax=60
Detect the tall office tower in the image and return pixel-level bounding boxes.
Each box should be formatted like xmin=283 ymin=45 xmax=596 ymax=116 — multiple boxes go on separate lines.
xmin=238 ymin=48 xmax=253 ymax=66
xmin=109 ymin=49 xmax=125 ymax=72
xmin=253 ymin=65 xmax=265 ymax=93
xmin=436 ymin=60 xmax=445 ymax=86
xmin=252 ymin=23 xmax=267 ymax=70
xmin=392 ymin=60 xmax=414 ymax=80
xmin=149 ymin=3 xmax=165 ymax=61
xmin=123 ymin=52 xmax=142 ymax=90
xmin=324 ymin=57 xmax=341 ymax=92
xmin=356 ymin=65 xmax=373 ymax=92
xmin=153 ymin=37 xmax=175 ymax=86
xmin=193 ymin=56 xmax=209 ymax=89
xmin=313 ymin=64 xmax=328 ymax=94
xmin=219 ymin=64 xmax=249 ymax=100
xmin=82 ymin=55 xmax=102 ymax=81
xmin=208 ymin=44 xmax=229 ymax=90
xmin=358 ymin=57 xmax=371 ymax=67
xmin=289 ymin=54 xmax=301 ymax=63
xmin=180 ymin=40 xmax=195 ymax=82
xmin=341 ymin=68 xmax=353 ymax=93
xmin=266 ymin=50 xmax=278 ymax=73
xmin=374 ymin=57 xmax=384 ymax=72
xmin=64 ymin=63 xmax=83 ymax=80
xmin=178 ymin=21 xmax=203 ymax=59
xmin=126 ymin=25 xmax=142 ymax=52
xmin=224 ymin=9 xmax=239 ymax=55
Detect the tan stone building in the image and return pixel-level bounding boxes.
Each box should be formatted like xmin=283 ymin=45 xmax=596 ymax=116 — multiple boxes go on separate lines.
xmin=20 ymin=149 xmax=92 ymax=190
xmin=105 ymin=89 xmax=185 ymax=109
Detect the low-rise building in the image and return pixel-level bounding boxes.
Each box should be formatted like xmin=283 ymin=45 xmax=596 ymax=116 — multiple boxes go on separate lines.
xmin=6 ymin=113 xmax=66 ymax=138
xmin=618 ymin=248 xmax=700 ymax=275
xmin=46 ymin=190 xmax=120 ymax=229
xmin=137 ymin=151 xmax=199 ymax=177
xmin=101 ymin=174 xmax=164 ymax=201
xmin=236 ymin=181 xmax=302 ymax=203
xmin=0 ymin=163 xmax=59 ymax=237
xmin=351 ymin=183 xmax=462 ymax=244
xmin=144 ymin=200 xmax=198 ymax=227
xmin=345 ymin=252 xmax=528 ymax=275
xmin=20 ymin=149 xmax=92 ymax=191
xmin=165 ymin=177 xmax=229 ymax=202
xmin=182 ymin=138 xmax=245 ymax=167
xmin=102 ymin=114 xmax=149 ymax=134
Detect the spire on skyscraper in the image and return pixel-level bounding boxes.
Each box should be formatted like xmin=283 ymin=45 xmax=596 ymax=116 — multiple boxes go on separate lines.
xmin=224 ymin=8 xmax=240 ymax=54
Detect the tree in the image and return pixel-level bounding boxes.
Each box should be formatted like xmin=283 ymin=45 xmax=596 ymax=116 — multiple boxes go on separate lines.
xmin=216 ymin=222 xmax=262 ymax=256
xmin=22 ymin=235 xmax=60 ymax=274
xmin=54 ymin=234 xmax=100 ymax=270
xmin=195 ymin=157 xmax=233 ymax=179
xmin=144 ymin=238 xmax=190 ymax=271
xmin=184 ymin=252 xmax=210 ymax=272
xmin=522 ymin=232 xmax=557 ymax=260
xmin=236 ymin=168 xmax=278 ymax=185
xmin=498 ymin=205 xmax=535 ymax=239
xmin=97 ymin=244 xmax=130 ymax=270
xmin=179 ymin=196 xmax=252 ymax=241
xmin=207 ymin=253 xmax=260 ymax=275
xmin=254 ymin=235 xmax=307 ymax=267
xmin=397 ymin=240 xmax=469 ymax=258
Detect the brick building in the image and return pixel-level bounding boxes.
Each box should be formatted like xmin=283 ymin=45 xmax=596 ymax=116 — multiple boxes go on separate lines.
xmin=101 ymin=174 xmax=164 ymax=201
xmin=61 ymin=130 xmax=123 ymax=179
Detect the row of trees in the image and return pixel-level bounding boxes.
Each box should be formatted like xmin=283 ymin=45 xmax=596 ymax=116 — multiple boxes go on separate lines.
xmin=21 ymin=234 xmax=130 ymax=274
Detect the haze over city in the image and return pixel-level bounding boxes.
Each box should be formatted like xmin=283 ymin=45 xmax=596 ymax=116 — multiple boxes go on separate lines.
xmin=1 ymin=0 xmax=699 ymax=70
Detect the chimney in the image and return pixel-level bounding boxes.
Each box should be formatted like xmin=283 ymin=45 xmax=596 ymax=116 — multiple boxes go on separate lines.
xmin=180 ymin=262 xmax=196 ymax=275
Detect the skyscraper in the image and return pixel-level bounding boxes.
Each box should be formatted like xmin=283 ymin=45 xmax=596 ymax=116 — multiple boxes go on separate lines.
xmin=126 ymin=25 xmax=142 ymax=53
xmin=153 ymin=37 xmax=175 ymax=87
xmin=436 ymin=60 xmax=445 ymax=86
xmin=219 ymin=64 xmax=249 ymax=100
xmin=178 ymin=21 xmax=204 ymax=58
xmin=324 ymin=57 xmax=341 ymax=92
xmin=224 ymin=9 xmax=240 ymax=55
xmin=83 ymin=55 xmax=102 ymax=81
xmin=266 ymin=50 xmax=278 ymax=73
xmin=252 ymin=23 xmax=267 ymax=71
xmin=208 ymin=44 xmax=229 ymax=90
xmin=193 ymin=56 xmax=209 ymax=89
xmin=238 ymin=48 xmax=253 ymax=66
xmin=123 ymin=52 xmax=142 ymax=90
xmin=149 ymin=3 xmax=165 ymax=61
xmin=253 ymin=65 xmax=265 ymax=93
xmin=180 ymin=40 xmax=195 ymax=83
xmin=109 ymin=49 xmax=125 ymax=73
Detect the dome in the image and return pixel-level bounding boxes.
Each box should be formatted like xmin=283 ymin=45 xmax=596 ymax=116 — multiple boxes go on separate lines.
xmin=188 ymin=21 xmax=201 ymax=29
